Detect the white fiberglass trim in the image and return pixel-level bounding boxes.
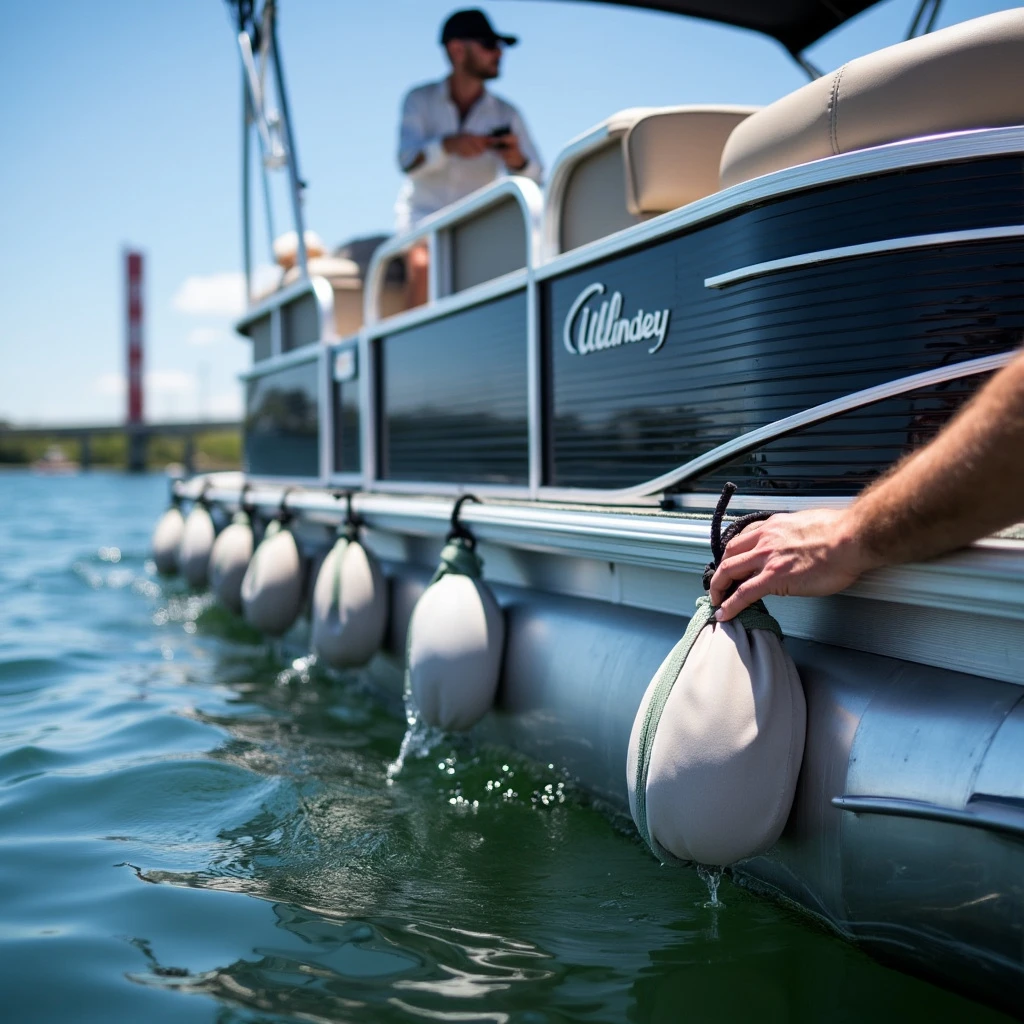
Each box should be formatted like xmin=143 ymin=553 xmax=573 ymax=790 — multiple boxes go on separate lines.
xmin=705 ymin=224 xmax=1024 ymax=289
xmin=364 ymin=271 xmax=529 ymax=339
xmin=237 ymin=345 xmax=321 ymax=380
xmin=534 ymin=350 xmax=1015 ymax=505
xmin=534 ymin=126 xmax=1024 ymax=281
xmin=364 ymin=177 xmax=543 ymax=326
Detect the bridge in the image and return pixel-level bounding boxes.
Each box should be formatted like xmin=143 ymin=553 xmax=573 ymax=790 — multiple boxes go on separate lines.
xmin=0 ymin=419 xmax=242 ymax=473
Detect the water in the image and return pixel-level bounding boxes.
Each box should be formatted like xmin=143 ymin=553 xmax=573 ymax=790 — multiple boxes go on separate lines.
xmin=0 ymin=471 xmax=1012 ymax=1023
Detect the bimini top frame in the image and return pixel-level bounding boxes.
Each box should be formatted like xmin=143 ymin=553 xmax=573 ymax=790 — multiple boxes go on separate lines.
xmin=228 ymin=0 xmax=309 ymax=305
xmin=528 ymin=0 xmax=882 ymax=55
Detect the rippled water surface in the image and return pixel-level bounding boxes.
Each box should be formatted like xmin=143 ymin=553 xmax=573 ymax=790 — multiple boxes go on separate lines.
xmin=0 ymin=472 xmax=1013 ymax=1023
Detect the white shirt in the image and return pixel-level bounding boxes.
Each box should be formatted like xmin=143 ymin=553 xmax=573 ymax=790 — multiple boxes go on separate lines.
xmin=394 ymin=78 xmax=543 ymax=233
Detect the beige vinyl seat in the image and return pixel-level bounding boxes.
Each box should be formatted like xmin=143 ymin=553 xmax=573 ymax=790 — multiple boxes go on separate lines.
xmin=553 ymin=105 xmax=759 ymax=253
xmin=720 ymin=8 xmax=1024 ymax=189
xmin=275 ymin=233 xmax=406 ymax=336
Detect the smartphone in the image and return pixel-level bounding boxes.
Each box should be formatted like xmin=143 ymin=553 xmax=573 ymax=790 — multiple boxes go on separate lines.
xmin=488 ymin=125 xmax=511 ymax=138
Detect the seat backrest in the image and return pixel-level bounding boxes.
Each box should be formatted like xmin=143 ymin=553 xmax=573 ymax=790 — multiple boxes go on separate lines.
xmin=553 ymin=105 xmax=758 ymax=254
xmin=720 ymin=8 xmax=1024 ymax=189
xmin=449 ymin=196 xmax=527 ymax=292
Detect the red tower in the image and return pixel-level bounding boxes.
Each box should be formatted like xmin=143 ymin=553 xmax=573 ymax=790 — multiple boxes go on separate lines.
xmin=126 ymin=250 xmax=144 ymax=425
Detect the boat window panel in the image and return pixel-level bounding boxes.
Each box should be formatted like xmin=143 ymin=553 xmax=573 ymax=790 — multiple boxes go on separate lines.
xmin=249 ymin=314 xmax=273 ymax=362
xmin=281 ymin=291 xmax=321 ymax=351
xmin=332 ymin=346 xmax=361 ymax=474
xmin=542 ymin=156 xmax=1024 ymax=492
xmin=378 ymin=292 xmax=528 ymax=484
xmin=244 ymin=360 xmax=320 ymax=477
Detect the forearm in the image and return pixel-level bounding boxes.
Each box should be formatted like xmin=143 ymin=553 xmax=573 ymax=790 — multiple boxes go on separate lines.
xmin=849 ymin=351 xmax=1024 ymax=566
xmin=400 ymin=138 xmax=446 ymax=176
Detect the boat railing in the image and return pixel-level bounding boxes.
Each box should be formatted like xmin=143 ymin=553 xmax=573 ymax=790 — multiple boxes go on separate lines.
xmin=363 ymin=176 xmax=543 ymax=326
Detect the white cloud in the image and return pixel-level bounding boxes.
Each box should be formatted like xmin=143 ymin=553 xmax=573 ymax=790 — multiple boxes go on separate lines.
xmin=148 ymin=369 xmax=196 ymax=395
xmin=186 ymin=326 xmax=236 ymax=347
xmin=172 ymin=264 xmax=281 ymax=318
xmin=94 ymin=371 xmax=126 ymax=397
xmin=208 ymin=390 xmax=244 ymax=418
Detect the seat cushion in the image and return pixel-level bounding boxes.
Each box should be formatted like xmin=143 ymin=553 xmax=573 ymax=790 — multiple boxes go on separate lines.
xmin=558 ymin=105 xmax=757 ymax=252
xmin=720 ymin=9 xmax=1024 ymax=189
xmin=624 ymin=107 xmax=757 ymax=214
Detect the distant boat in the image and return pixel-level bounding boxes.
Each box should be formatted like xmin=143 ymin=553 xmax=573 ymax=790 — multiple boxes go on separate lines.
xmin=31 ymin=446 xmax=79 ymax=475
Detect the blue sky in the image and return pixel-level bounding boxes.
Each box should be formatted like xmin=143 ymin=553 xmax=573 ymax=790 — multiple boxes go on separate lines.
xmin=0 ymin=0 xmax=1004 ymax=425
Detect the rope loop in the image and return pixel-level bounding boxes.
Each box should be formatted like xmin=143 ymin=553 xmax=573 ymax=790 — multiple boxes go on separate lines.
xmin=276 ymin=486 xmax=297 ymax=525
xmin=332 ymin=489 xmax=361 ymax=539
xmin=701 ymin=482 xmax=774 ymax=592
xmin=239 ymin=482 xmax=256 ymax=518
xmin=446 ymin=494 xmax=480 ymax=549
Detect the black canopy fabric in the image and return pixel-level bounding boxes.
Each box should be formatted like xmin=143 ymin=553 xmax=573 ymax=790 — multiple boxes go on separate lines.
xmin=543 ymin=0 xmax=883 ymax=54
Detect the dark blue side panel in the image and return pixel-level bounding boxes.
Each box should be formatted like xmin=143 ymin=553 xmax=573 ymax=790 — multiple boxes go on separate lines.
xmin=378 ymin=292 xmax=529 ymax=484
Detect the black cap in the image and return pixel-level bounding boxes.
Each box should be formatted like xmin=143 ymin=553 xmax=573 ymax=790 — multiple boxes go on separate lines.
xmin=440 ymin=9 xmax=518 ymax=48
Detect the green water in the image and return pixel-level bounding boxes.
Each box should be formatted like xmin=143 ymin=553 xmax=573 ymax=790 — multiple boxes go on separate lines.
xmin=0 ymin=472 xmax=1013 ymax=1022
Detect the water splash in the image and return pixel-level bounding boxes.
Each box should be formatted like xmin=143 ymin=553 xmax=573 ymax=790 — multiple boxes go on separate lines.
xmin=386 ymin=714 xmax=444 ymax=781
xmin=697 ymin=865 xmax=725 ymax=909
xmin=276 ymin=653 xmax=318 ymax=687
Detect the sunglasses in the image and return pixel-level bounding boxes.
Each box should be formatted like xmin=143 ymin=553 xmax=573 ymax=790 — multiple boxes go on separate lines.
xmin=461 ymin=37 xmax=502 ymax=51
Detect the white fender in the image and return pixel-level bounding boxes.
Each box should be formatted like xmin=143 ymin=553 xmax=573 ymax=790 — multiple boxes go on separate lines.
xmin=209 ymin=514 xmax=254 ymax=614
xmin=151 ymin=506 xmax=185 ymax=575
xmin=311 ymin=537 xmax=388 ymax=668
xmin=241 ymin=522 xmax=303 ymax=636
xmin=408 ymin=573 xmax=505 ymax=732
xmin=179 ymin=505 xmax=217 ymax=588
xmin=627 ymin=611 xmax=806 ymax=867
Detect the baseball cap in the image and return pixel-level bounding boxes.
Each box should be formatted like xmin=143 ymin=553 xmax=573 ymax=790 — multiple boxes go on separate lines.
xmin=440 ymin=9 xmax=518 ymax=47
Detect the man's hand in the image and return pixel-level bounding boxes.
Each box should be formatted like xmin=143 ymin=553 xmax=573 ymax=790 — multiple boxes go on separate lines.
xmin=442 ymin=133 xmax=491 ymax=159
xmin=709 ymin=509 xmax=880 ymax=621
xmin=491 ymin=132 xmax=528 ymax=172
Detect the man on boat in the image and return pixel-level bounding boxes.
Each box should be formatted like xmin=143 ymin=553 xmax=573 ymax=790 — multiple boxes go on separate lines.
xmin=395 ymin=8 xmax=543 ymax=306
xmin=711 ymin=349 xmax=1024 ymax=620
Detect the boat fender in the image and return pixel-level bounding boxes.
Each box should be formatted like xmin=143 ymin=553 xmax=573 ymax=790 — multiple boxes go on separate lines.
xmin=179 ymin=485 xmax=217 ymax=588
xmin=407 ymin=497 xmax=505 ymax=732
xmin=209 ymin=486 xmax=255 ymax=614
xmin=311 ymin=494 xmax=388 ymax=668
xmin=240 ymin=490 xmax=304 ymax=636
xmin=151 ymin=498 xmax=185 ymax=576
xmin=627 ymin=483 xmax=806 ymax=868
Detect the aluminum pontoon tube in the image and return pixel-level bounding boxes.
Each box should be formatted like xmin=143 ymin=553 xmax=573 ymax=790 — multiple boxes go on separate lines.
xmin=175 ymin=477 xmax=1024 ymax=1010
xmin=380 ymin=568 xmax=1024 ymax=1016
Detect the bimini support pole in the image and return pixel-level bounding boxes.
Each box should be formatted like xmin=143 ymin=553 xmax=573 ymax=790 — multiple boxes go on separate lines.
xmin=242 ymin=72 xmax=253 ymax=306
xmin=232 ymin=0 xmax=305 ymax=300
xmin=265 ymin=0 xmax=309 ymax=277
